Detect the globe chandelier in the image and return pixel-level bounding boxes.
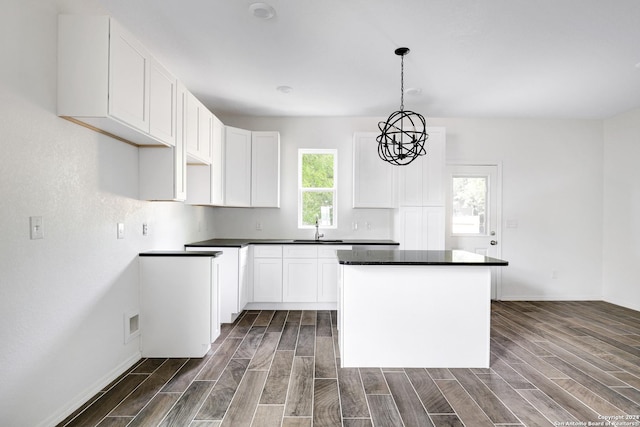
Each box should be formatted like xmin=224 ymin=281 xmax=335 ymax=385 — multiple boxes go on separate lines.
xmin=377 ymin=47 xmax=428 ymax=166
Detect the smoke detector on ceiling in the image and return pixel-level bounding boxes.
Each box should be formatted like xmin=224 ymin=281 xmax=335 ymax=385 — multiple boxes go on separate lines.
xmin=249 ymin=2 xmax=276 ymax=20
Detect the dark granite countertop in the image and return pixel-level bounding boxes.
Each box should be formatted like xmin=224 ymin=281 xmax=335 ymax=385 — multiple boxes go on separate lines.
xmin=337 ymin=250 xmax=508 ymax=266
xmin=185 ymin=238 xmax=399 ymax=248
xmin=139 ymin=250 xmax=223 ymax=257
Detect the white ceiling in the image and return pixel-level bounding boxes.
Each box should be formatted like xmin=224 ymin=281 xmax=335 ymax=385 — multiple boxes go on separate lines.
xmin=98 ymin=0 xmax=640 ymax=119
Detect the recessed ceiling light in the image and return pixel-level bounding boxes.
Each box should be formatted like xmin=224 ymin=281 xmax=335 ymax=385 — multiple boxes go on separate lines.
xmin=276 ymin=85 xmax=293 ymax=94
xmin=249 ymin=2 xmax=276 ymax=20
xmin=404 ymin=87 xmax=422 ymax=96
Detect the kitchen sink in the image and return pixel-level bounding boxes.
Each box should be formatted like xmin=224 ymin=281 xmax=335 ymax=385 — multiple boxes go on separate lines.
xmin=292 ymin=239 xmax=344 ymax=243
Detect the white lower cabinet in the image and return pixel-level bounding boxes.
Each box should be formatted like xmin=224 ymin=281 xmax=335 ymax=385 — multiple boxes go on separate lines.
xmin=318 ymin=258 xmax=340 ymax=302
xmin=186 ymin=246 xmax=248 ymax=323
xmin=252 ymin=245 xmax=283 ymax=302
xmin=283 ymin=258 xmax=318 ymax=302
xmin=249 ymin=244 xmax=352 ymax=307
xmin=282 ymin=245 xmax=317 ymax=302
xmin=139 ymin=253 xmax=220 ymax=358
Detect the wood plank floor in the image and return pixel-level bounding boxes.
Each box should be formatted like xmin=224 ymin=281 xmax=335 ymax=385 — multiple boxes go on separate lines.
xmin=57 ymin=301 xmax=640 ymax=426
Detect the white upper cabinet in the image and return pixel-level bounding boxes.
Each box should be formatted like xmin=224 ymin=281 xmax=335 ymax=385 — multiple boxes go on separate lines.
xmin=210 ymin=116 xmax=225 ymax=205
xmin=139 ymin=81 xmax=187 ymax=201
xmin=185 ymin=114 xmax=224 ymax=205
xmin=187 ymin=126 xmax=279 ymax=207
xmin=353 ymin=132 xmax=397 ymax=208
xmin=185 ymin=92 xmax=213 ymax=164
xmin=397 ymin=127 xmax=446 ymax=206
xmin=108 ymin=19 xmax=149 ymax=133
xmin=224 ymin=126 xmax=253 ymax=207
xmin=58 ymin=15 xmax=175 ymax=147
xmin=251 ymin=132 xmax=280 ymax=208
xmin=148 ymin=57 xmax=177 ymax=146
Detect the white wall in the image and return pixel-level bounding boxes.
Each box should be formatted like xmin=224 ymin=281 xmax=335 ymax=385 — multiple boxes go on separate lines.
xmin=0 ymin=1 xmax=216 ymax=425
xmin=440 ymin=118 xmax=604 ymax=301
xmin=603 ymin=108 xmax=640 ymax=311
xmin=221 ymin=115 xmax=605 ymax=301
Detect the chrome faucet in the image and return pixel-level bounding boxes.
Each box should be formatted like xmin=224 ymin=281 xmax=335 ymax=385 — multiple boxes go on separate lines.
xmin=314 ymin=217 xmax=324 ymax=241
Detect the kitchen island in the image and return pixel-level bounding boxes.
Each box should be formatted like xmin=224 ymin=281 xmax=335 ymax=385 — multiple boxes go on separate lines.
xmin=337 ymin=250 xmax=508 ymax=368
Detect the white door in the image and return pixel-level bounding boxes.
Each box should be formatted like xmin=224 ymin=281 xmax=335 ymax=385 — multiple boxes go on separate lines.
xmin=446 ymin=164 xmax=502 ymax=299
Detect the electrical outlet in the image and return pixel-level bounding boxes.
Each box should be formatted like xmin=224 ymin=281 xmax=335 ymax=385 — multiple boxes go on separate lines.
xmin=30 ymin=216 xmax=44 ymax=240
xmin=142 ymin=223 xmax=148 ymax=236
xmin=117 ymin=223 xmax=125 ymax=239
xmin=256 ymin=221 xmax=263 ymax=231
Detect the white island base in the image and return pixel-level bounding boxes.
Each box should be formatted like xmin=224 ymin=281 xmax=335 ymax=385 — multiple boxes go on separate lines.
xmin=339 ymin=264 xmax=491 ymax=368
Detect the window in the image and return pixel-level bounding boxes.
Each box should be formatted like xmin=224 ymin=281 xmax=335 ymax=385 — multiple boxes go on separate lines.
xmin=451 ymin=176 xmax=488 ymax=234
xmin=298 ymin=149 xmax=337 ymax=228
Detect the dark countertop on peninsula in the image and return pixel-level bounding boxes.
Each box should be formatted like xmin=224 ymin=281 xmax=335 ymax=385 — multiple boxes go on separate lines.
xmin=337 ymin=250 xmax=508 ymax=266
xmin=139 ymin=250 xmax=223 ymax=257
xmin=185 ymin=238 xmax=399 ymax=248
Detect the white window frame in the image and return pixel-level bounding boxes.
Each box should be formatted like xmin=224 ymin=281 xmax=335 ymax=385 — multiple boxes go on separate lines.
xmin=298 ymin=148 xmax=338 ymax=229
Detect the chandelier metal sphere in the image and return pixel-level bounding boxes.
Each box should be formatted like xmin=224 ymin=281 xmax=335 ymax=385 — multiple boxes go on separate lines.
xmin=377 ymin=47 xmax=428 ymax=166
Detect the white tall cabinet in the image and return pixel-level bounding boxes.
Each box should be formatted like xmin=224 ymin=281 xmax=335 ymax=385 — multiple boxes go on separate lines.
xmin=394 ymin=127 xmax=447 ymax=250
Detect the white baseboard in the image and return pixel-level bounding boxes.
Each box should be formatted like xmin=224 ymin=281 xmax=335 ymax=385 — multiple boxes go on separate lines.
xmin=40 ymin=352 xmax=142 ymax=427
xmin=498 ymin=295 xmax=603 ymax=301
xmin=244 ymin=302 xmax=337 ymax=311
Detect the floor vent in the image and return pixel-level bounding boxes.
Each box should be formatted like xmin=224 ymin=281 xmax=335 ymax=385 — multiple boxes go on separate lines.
xmin=124 ymin=311 xmax=140 ymax=343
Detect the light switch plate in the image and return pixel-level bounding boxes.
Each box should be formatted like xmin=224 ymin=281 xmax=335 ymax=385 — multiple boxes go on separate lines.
xmin=30 ymin=216 xmax=44 ymax=240
xmin=117 ymin=223 xmax=125 ymax=239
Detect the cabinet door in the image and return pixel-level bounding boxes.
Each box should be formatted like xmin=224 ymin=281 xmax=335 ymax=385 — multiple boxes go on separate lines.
xmin=283 ymin=258 xmax=318 ymax=302
xmin=422 ymin=206 xmax=445 ymax=250
xmin=422 ymin=128 xmax=446 ymax=206
xmin=238 ymin=247 xmax=249 ymax=311
xmin=253 ymin=258 xmax=283 ymax=302
xmin=394 ymin=206 xmax=445 ymax=250
xmin=174 ymin=83 xmax=187 ymax=200
xmin=210 ymin=260 xmax=221 ymax=342
xmin=251 ymin=131 xmax=280 ymax=207
xmin=394 ymin=206 xmax=422 ymax=250
xmin=398 ymin=157 xmax=423 ymax=206
xmin=318 ymin=257 xmax=339 ymax=302
xmin=225 ymin=126 xmax=252 ymax=207
xmin=198 ymin=106 xmax=213 ymax=163
xmin=353 ymin=133 xmax=396 ymax=208
xmin=148 ymin=56 xmax=177 ymax=146
xmin=210 ymin=116 xmax=225 ymax=205
xmin=398 ymin=127 xmax=446 ymax=206
xmin=108 ymin=20 xmax=149 ymax=132
xmin=184 ymin=92 xmax=200 ymax=162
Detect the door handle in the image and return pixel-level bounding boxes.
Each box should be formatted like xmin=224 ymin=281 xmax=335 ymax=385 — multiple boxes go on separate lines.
xmin=490 ymin=240 xmax=498 ymax=245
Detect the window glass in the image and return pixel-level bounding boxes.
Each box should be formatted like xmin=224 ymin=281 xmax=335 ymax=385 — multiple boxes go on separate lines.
xmin=299 ymin=150 xmax=337 ymax=228
xmin=452 ymin=176 xmax=487 ymax=234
